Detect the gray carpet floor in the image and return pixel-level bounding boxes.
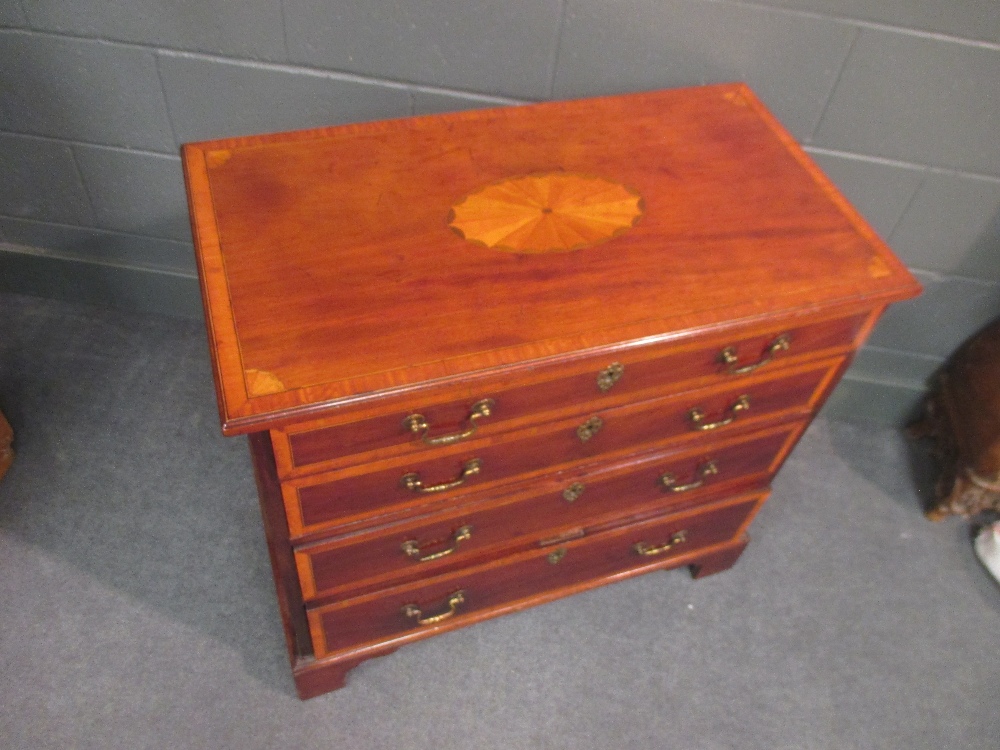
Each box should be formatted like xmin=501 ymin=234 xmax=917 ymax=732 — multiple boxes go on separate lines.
xmin=0 ymin=291 xmax=997 ymax=750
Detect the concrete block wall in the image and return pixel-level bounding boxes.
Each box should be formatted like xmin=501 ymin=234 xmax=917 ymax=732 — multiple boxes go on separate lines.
xmin=1 ymin=1 xmax=998 ymax=423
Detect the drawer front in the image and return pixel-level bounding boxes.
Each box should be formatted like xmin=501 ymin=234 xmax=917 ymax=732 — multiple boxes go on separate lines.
xmin=284 ymin=358 xmax=838 ymax=537
xmin=307 ymin=494 xmax=762 ymax=657
xmin=295 ymin=423 xmax=800 ymax=599
xmin=276 ymin=313 xmax=865 ymax=476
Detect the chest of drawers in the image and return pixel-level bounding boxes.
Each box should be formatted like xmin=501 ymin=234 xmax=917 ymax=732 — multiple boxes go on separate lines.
xmin=181 ymin=84 xmax=920 ymax=699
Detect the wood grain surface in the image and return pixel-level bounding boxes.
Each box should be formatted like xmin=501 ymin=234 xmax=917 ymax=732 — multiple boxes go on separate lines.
xmin=181 ymin=83 xmax=920 ymax=434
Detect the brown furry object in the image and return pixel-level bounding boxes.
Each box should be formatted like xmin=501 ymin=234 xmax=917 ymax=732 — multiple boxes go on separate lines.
xmin=909 ymin=318 xmax=1000 ymax=520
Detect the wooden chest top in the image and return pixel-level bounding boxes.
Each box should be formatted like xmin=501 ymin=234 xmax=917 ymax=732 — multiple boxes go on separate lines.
xmin=182 ymin=83 xmax=920 ymax=434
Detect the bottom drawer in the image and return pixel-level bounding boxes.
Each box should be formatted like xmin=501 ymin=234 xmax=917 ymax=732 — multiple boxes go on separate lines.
xmin=307 ymin=492 xmax=764 ymax=658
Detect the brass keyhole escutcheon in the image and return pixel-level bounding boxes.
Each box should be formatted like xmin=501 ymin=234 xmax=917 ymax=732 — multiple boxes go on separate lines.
xmin=596 ymin=362 xmax=624 ymax=392
xmin=576 ymin=416 xmax=604 ymax=443
xmin=563 ymin=481 xmax=586 ymax=503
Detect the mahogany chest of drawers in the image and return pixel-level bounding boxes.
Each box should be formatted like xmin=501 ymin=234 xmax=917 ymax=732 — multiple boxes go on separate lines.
xmin=181 ymin=84 xmax=920 ymax=699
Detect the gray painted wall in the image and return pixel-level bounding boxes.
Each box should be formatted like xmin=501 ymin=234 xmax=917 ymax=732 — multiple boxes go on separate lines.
xmin=1 ymin=1 xmax=998 ymax=423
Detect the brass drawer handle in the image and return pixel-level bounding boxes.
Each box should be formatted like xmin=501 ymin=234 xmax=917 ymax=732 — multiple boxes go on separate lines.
xmin=596 ymin=362 xmax=624 ymax=392
xmin=401 ymin=525 xmax=473 ymax=562
xmin=576 ymin=415 xmax=604 ymax=443
xmin=402 ymin=590 xmax=465 ymax=626
xmin=660 ymin=461 xmax=718 ymax=493
xmin=688 ymin=395 xmax=750 ymax=431
xmin=719 ymin=334 xmax=790 ymax=375
xmin=403 ymin=399 xmax=495 ymax=446
xmin=633 ymin=531 xmax=687 ymax=557
xmin=400 ymin=458 xmax=482 ymax=494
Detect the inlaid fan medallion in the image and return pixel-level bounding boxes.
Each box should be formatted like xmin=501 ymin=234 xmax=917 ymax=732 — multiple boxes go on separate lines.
xmin=448 ymin=172 xmax=643 ymax=254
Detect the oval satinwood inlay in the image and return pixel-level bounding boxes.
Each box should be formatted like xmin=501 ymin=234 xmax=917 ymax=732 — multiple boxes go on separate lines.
xmin=448 ymin=172 xmax=643 ymax=254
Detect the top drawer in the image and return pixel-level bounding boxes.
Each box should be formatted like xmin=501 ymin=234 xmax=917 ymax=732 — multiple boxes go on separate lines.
xmin=273 ymin=312 xmax=867 ymax=478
